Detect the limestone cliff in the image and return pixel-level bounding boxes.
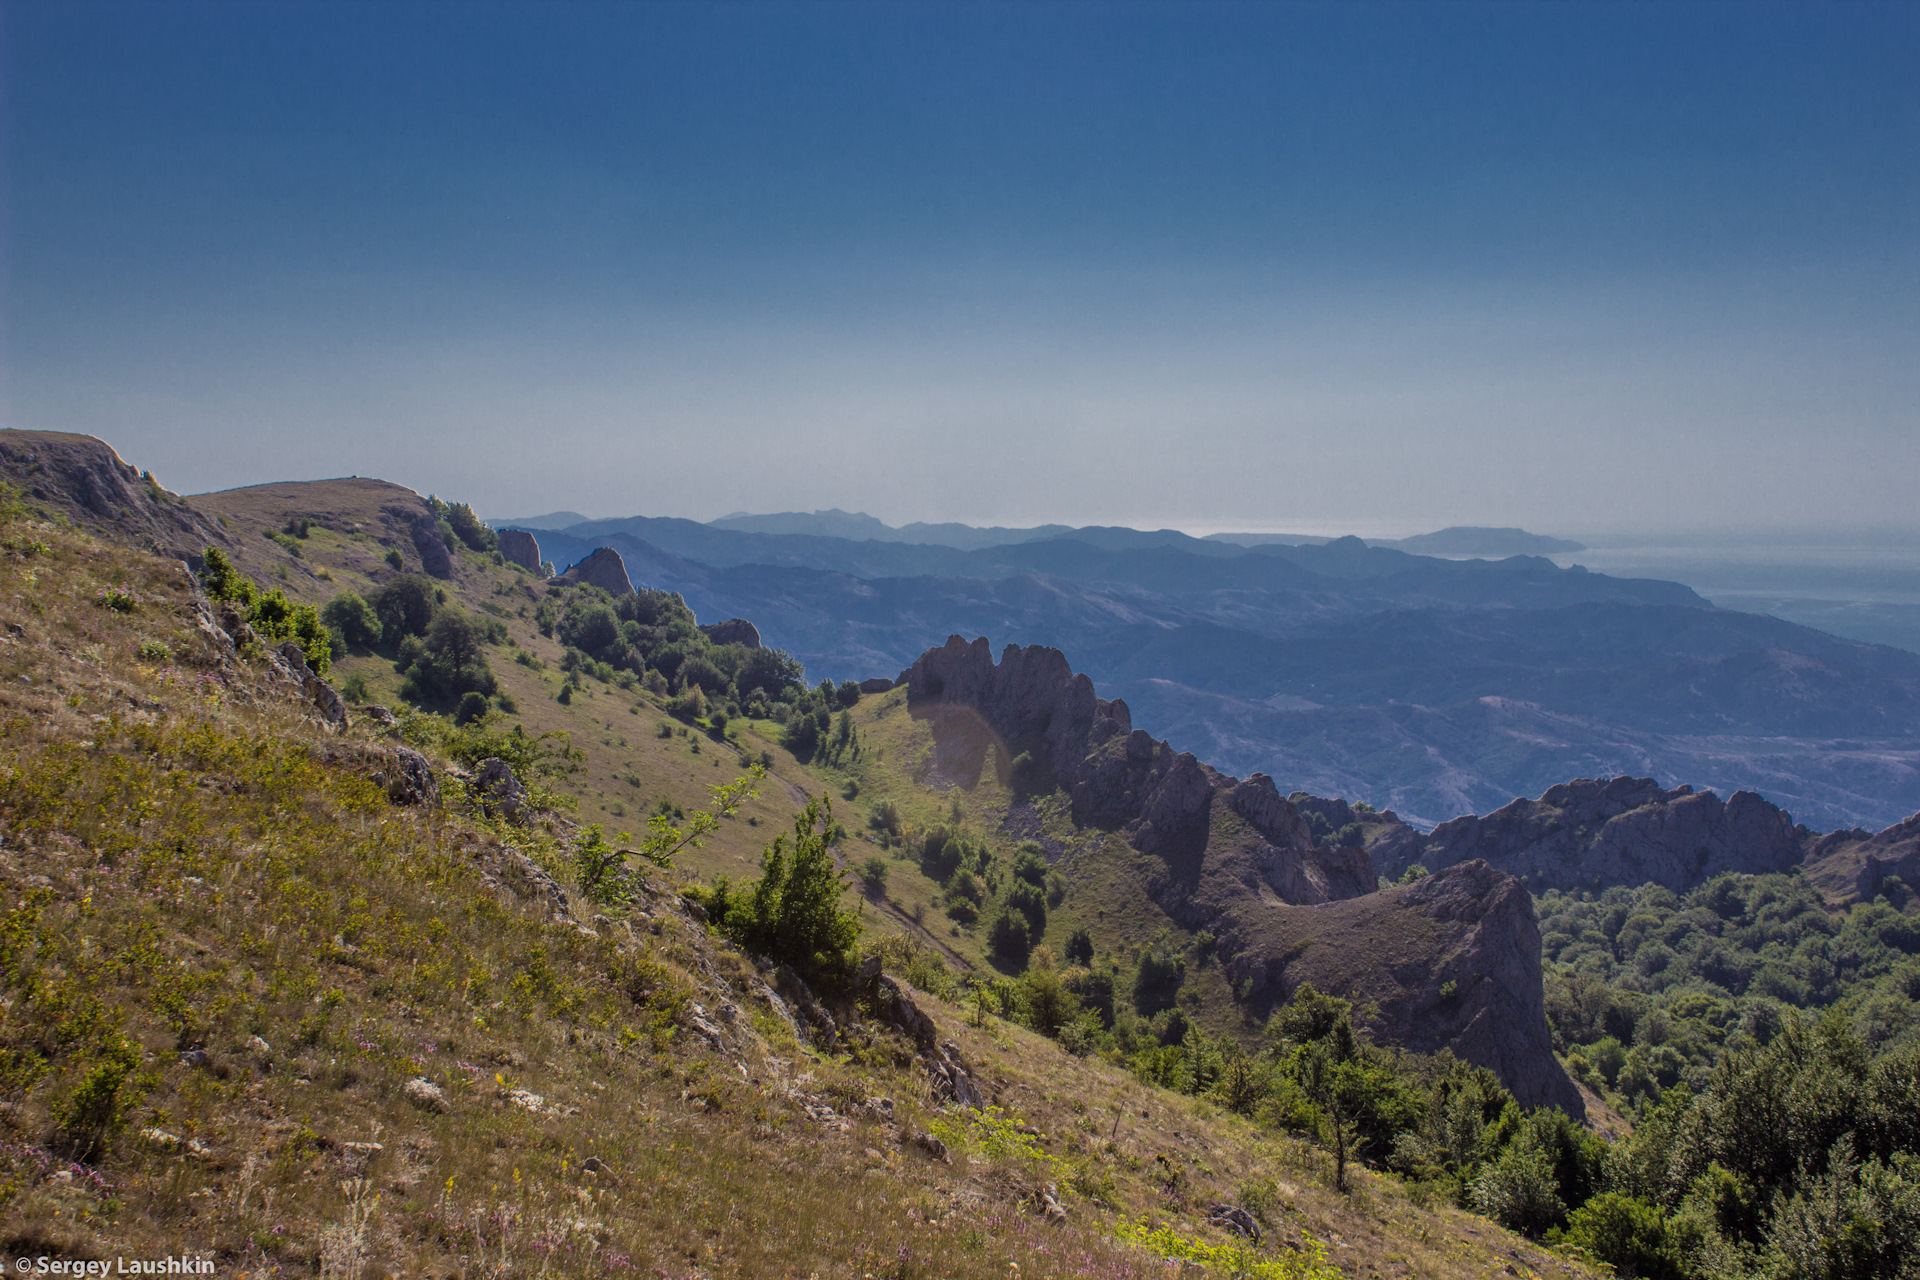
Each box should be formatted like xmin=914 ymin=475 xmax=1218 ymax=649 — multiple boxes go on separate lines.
xmin=900 ymin=635 xmax=1580 ymax=1114
xmin=1381 ymin=776 xmax=1808 ymax=894
xmin=498 ymin=528 xmax=543 ymax=573
xmin=556 ymin=546 xmax=634 ymax=595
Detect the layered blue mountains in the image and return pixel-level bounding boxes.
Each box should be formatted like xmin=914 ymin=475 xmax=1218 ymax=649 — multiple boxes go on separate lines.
xmin=502 ymin=510 xmax=1920 ymax=832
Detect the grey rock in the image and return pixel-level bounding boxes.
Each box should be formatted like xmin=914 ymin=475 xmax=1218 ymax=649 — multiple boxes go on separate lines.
xmin=497 ymin=528 xmax=543 ymax=572
xmin=874 ymin=975 xmax=938 ymax=1050
xmin=699 ymin=618 xmax=761 ymax=648
xmin=556 ymin=547 xmax=633 ymax=594
xmin=411 ymin=513 xmax=454 ymax=578
xmin=1388 ymin=776 xmax=1807 ymax=894
xmin=360 ymin=704 xmax=397 ymax=727
xmin=373 ymin=746 xmax=439 ymax=807
xmin=1206 ymin=1204 xmax=1261 ymax=1241
xmin=473 ymin=757 xmax=530 ymax=825
xmin=858 ymin=676 xmax=898 ymax=694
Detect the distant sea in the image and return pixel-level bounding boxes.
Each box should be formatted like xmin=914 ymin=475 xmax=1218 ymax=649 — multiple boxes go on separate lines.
xmin=1548 ymin=533 xmax=1920 ymax=655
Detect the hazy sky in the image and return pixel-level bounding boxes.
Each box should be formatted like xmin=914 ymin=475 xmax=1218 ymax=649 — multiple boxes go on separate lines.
xmin=3 ymin=1 xmax=1915 ymax=536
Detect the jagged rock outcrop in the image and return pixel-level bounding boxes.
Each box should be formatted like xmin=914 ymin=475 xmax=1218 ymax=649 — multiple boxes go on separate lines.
xmin=1222 ymin=859 xmax=1582 ymax=1115
xmin=411 ymin=513 xmax=455 ymax=578
xmin=0 ymin=430 xmax=230 ymax=563
xmin=699 ymin=618 xmax=761 ymax=648
xmin=497 ymin=528 xmax=543 ymax=573
xmin=1381 ymin=776 xmax=1807 ymax=894
xmin=899 ymin=634 xmax=1582 ymax=1113
xmin=472 ymin=757 xmax=530 ymax=825
xmin=556 ymin=546 xmax=634 ymax=595
xmin=265 ymin=640 xmax=349 ymax=730
xmin=1802 ymin=811 xmax=1920 ymax=903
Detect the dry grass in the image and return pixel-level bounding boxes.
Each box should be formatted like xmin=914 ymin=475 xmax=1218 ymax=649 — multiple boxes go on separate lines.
xmin=0 ymin=501 xmax=1596 ymax=1278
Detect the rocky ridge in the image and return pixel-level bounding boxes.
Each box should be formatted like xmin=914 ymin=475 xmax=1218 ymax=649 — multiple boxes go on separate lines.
xmin=0 ymin=430 xmax=231 ymax=563
xmin=900 ymin=635 xmax=1580 ymax=1112
xmin=1374 ymin=776 xmax=1812 ymax=895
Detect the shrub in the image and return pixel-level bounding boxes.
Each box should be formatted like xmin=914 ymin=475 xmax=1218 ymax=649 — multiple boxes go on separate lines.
xmin=859 ymin=855 xmax=888 ymax=893
xmin=988 ymin=908 xmax=1031 ymax=968
xmin=1555 ymin=1193 xmax=1681 ymax=1280
xmin=322 ymin=590 xmax=382 ymax=648
xmin=717 ymin=797 xmax=858 ymax=986
xmin=53 ymin=1035 xmax=142 ymax=1159
xmin=1065 ymin=925 xmax=1095 ymax=967
xmin=1473 ymin=1139 xmax=1566 ymax=1237
xmin=384 ymin=547 xmax=404 ymax=570
xmin=445 ymin=502 xmax=496 ymax=552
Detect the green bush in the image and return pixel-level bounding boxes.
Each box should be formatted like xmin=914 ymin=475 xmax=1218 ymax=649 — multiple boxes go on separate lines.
xmin=715 ymin=797 xmax=858 ymax=986
xmin=322 ymin=590 xmax=382 ymax=648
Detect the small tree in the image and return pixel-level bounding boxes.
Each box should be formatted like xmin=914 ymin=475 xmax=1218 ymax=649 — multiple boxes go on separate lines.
xmin=719 ymin=796 xmax=859 ymax=985
xmin=1065 ymin=925 xmax=1095 ymax=967
xmin=322 ymin=590 xmax=382 ymax=649
xmin=575 ymin=771 xmax=761 ymax=907
xmin=989 ymin=907 xmax=1031 ymax=969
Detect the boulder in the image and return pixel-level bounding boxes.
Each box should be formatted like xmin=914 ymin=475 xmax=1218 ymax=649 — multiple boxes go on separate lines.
xmin=472 ymin=757 xmax=530 ymax=825
xmin=411 ymin=512 xmax=454 ymax=578
xmin=556 ymin=547 xmax=634 ymax=595
xmin=699 ymin=618 xmax=761 ymax=648
xmin=373 ymin=746 xmax=439 ymax=807
xmin=858 ymin=676 xmax=898 ymax=695
xmin=497 ymin=528 xmax=543 ymax=573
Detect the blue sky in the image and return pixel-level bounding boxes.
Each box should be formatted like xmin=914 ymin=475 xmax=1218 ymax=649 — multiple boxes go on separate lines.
xmin=3 ymin=1 xmax=1915 ymax=534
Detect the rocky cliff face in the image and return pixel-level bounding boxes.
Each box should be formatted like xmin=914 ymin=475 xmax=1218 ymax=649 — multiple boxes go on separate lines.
xmin=0 ymin=430 xmax=229 ymax=562
xmin=1802 ymin=810 xmax=1920 ymax=904
xmin=1381 ymin=776 xmax=1809 ymax=894
xmin=556 ymin=546 xmax=634 ymax=594
xmin=901 ymin=635 xmax=1580 ymax=1113
xmin=1219 ymin=860 xmax=1582 ymax=1114
xmin=498 ymin=528 xmax=543 ymax=573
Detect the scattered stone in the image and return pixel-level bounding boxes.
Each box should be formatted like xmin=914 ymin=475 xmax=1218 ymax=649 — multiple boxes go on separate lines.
xmin=247 ymin=1035 xmax=273 ymax=1056
xmin=581 ymin=1156 xmax=616 ymax=1180
xmin=403 ymin=1077 xmax=449 ymax=1113
xmin=372 ymin=745 xmax=439 ymax=807
xmin=360 ymin=704 xmax=397 ymax=728
xmin=1032 ymin=1182 xmax=1068 ymax=1224
xmin=179 ymin=1049 xmax=213 ymax=1070
xmin=1206 ymin=1204 xmax=1262 ymax=1241
xmin=507 ymin=1089 xmax=547 ymax=1114
xmin=904 ymin=1129 xmax=951 ymax=1163
xmin=141 ymin=1127 xmax=183 ymax=1148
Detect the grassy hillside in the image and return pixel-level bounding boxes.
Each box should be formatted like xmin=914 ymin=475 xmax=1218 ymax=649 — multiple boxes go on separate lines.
xmin=0 ymin=478 xmax=1601 ymax=1278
